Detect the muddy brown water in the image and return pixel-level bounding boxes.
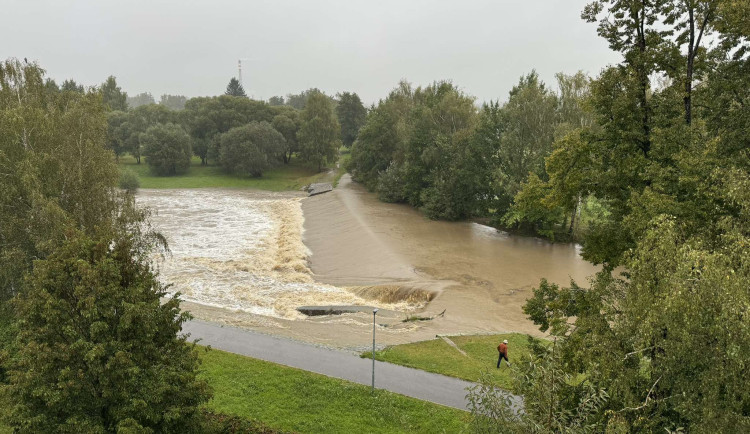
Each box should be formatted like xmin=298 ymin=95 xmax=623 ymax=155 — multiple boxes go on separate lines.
xmin=137 ymin=176 xmax=598 ymax=349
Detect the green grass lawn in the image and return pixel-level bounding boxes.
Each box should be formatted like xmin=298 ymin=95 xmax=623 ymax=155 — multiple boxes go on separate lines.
xmin=118 ymin=155 xmax=332 ymax=190
xmin=0 ymin=348 xmax=468 ymax=433
xmin=199 ymin=348 xmax=468 ymax=434
xmin=361 ymin=333 xmax=543 ymax=391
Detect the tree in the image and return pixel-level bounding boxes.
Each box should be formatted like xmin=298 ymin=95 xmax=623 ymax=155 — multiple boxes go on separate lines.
xmin=141 ymin=123 xmax=192 ymax=176
xmin=7 ymin=229 xmax=211 ymax=432
xmin=100 ymin=76 xmax=128 ymax=111
xmin=182 ymin=96 xmax=276 ymax=165
xmin=272 ymin=111 xmax=301 ymax=164
xmin=495 ymin=71 xmax=558 ymax=208
xmin=350 ymin=82 xmax=413 ymax=190
xmin=219 ymin=122 xmax=285 ymax=177
xmin=268 ymin=95 xmax=284 ymax=106
xmin=44 ymin=78 xmax=59 ymax=94
xmin=61 ymin=79 xmax=84 ymax=93
xmin=0 ymin=59 xmax=212 ymax=432
xmin=335 ymin=92 xmax=367 ymax=147
xmin=0 ymin=59 xmax=119 ymax=300
xmin=106 ymin=103 xmax=178 ymax=164
xmin=159 ymin=94 xmax=187 ymax=110
xmin=105 ymin=110 xmax=130 ymax=161
xmin=298 ymin=90 xmax=341 ymax=171
xmin=224 ymin=77 xmax=246 ymax=97
xmin=126 ymin=92 xmax=155 ymax=108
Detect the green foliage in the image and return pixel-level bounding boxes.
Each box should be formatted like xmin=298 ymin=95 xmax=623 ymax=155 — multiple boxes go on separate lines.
xmin=100 ymin=75 xmax=128 ymax=111
xmin=219 ymin=122 xmax=285 ymax=177
xmin=142 ymin=123 xmax=192 ymax=176
xmin=1 ymin=58 xmax=210 ymax=432
xmin=271 ymin=110 xmax=301 ymax=164
xmin=225 ymin=77 xmax=247 ymax=97
xmin=503 ymin=174 xmax=564 ymax=239
xmin=126 ymin=92 xmax=155 ymax=109
xmin=351 ymin=81 xmax=486 ymax=220
xmin=495 ymin=72 xmax=558 ymax=205
xmin=7 ymin=231 xmax=210 ymax=432
xmin=118 ymin=168 xmax=140 ymax=193
xmin=335 ymin=91 xmax=367 ymax=147
xmin=468 ymin=339 xmax=609 ymax=433
xmin=182 ymin=95 xmax=277 ymax=165
xmin=159 ymin=94 xmax=187 ymax=110
xmin=298 ymin=90 xmax=341 ymax=171
xmin=268 ymin=96 xmax=284 ymax=106
xmin=0 ymin=59 xmax=119 ymax=301
xmin=284 ymin=88 xmax=326 ymax=110
xmin=106 ymin=103 xmax=180 ymax=164
xmin=61 ymin=78 xmax=84 ymax=93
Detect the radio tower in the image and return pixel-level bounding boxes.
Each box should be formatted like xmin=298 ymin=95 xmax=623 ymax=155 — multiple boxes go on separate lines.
xmin=238 ymin=59 xmax=243 ymax=87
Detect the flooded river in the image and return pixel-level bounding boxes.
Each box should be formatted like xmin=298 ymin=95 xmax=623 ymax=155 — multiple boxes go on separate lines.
xmin=138 ymin=177 xmax=599 ymax=348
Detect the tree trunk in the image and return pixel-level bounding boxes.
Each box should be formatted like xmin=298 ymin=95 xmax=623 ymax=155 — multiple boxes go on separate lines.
xmin=568 ymin=197 xmax=578 ymax=236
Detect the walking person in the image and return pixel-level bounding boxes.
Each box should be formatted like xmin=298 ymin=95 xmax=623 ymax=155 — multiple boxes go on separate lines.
xmin=497 ymin=339 xmax=510 ymax=368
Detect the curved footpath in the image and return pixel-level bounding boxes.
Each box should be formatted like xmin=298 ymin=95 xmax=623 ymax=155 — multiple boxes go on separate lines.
xmin=183 ymin=319 xmax=522 ymax=411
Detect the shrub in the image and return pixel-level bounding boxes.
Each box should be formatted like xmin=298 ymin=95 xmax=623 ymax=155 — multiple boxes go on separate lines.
xmin=118 ymin=168 xmax=140 ymax=193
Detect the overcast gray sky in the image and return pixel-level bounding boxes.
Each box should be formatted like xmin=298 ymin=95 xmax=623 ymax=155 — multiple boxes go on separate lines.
xmin=4 ymin=0 xmax=620 ymax=104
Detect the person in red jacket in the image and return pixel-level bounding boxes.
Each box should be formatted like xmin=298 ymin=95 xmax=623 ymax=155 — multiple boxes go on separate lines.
xmin=497 ymin=339 xmax=509 ymax=368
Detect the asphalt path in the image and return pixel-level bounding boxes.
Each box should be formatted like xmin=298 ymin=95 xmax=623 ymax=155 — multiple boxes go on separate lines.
xmin=182 ymin=319 xmax=522 ymax=411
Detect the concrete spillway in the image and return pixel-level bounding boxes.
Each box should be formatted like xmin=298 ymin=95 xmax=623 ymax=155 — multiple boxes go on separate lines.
xmin=307 ymin=183 xmax=333 ymax=196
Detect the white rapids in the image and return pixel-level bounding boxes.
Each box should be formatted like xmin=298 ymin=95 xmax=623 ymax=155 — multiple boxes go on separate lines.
xmin=136 ymin=189 xmax=422 ymax=320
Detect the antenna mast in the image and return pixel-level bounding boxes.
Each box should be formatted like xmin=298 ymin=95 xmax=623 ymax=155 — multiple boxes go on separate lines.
xmin=238 ymin=59 xmax=243 ymax=86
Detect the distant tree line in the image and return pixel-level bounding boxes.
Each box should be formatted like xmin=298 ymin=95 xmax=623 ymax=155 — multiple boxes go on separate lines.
xmin=104 ymin=77 xmax=366 ymax=178
xmin=349 ymin=72 xmax=589 ymax=223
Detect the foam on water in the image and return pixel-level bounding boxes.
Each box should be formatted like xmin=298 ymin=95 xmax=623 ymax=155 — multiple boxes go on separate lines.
xmin=137 ymin=189 xmax=422 ymax=320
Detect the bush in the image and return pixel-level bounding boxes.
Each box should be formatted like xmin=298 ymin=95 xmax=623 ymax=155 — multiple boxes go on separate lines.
xmin=142 ymin=123 xmax=192 ymax=176
xmin=118 ymin=168 xmax=140 ymax=193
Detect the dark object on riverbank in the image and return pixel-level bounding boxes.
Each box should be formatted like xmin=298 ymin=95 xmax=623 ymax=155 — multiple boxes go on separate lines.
xmin=403 ymin=309 xmax=446 ymax=322
xmin=297 ymin=305 xmax=377 ymax=316
xmin=307 ymin=183 xmax=333 ymax=196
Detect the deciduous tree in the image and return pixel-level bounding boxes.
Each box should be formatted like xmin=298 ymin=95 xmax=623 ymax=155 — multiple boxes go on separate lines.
xmin=141 ymin=123 xmax=192 ymax=176
xmin=298 ymin=90 xmax=340 ymax=171
xmin=335 ymin=91 xmax=367 ymax=147
xmin=100 ymin=75 xmax=128 ymax=111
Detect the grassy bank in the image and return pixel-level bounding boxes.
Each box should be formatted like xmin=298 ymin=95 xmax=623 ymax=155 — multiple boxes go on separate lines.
xmin=118 ymin=155 xmax=331 ymax=190
xmin=362 ymin=333 xmax=541 ymax=391
xmin=0 ymin=348 xmax=468 ymax=433
xmin=199 ymin=348 xmax=468 ymax=433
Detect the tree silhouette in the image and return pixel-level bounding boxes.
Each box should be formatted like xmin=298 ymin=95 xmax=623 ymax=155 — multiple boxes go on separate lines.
xmin=225 ymin=77 xmax=247 ymax=97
